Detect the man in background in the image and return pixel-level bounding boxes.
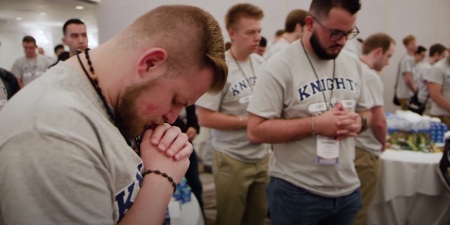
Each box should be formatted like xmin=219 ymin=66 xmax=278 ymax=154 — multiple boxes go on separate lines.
xmin=62 ymin=18 xmax=88 ymax=58
xmin=11 ymin=35 xmax=52 ymax=87
xmin=354 ymin=33 xmax=396 ymax=225
xmin=415 ymin=43 xmax=447 ymax=114
xmin=395 ymin=34 xmax=418 ymax=110
xmin=264 ymin=9 xmax=308 ymax=60
xmin=427 ymin=47 xmax=450 ymax=128
xmin=196 ymin=3 xmax=269 ymax=225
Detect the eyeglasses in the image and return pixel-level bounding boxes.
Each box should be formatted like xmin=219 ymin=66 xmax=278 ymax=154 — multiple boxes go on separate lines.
xmin=312 ymin=16 xmax=360 ymax=42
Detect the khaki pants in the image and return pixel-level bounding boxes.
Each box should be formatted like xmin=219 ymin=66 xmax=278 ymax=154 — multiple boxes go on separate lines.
xmin=212 ymin=150 xmax=269 ymax=225
xmin=354 ymin=148 xmax=380 ymax=225
xmin=399 ymin=98 xmax=410 ymax=111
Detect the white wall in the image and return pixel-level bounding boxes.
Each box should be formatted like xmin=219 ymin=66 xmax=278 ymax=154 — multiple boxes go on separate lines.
xmin=97 ymin=0 xmax=450 ymax=113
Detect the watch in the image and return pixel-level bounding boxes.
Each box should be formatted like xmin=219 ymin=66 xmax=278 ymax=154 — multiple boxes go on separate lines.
xmin=359 ymin=114 xmax=368 ymax=133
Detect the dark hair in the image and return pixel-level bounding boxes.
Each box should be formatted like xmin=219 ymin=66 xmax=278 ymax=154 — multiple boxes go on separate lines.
xmin=22 ymin=35 xmax=36 ymax=45
xmin=362 ymin=33 xmax=395 ymax=55
xmin=54 ymin=44 xmax=64 ymax=53
xmin=284 ymin=9 xmax=308 ymax=32
xmin=310 ymin=0 xmax=361 ymax=19
xmin=259 ymin=36 xmax=267 ymax=47
xmin=275 ymin=29 xmax=285 ymax=37
xmin=415 ymin=45 xmax=427 ymax=55
xmin=429 ymin=43 xmax=447 ymax=57
xmin=63 ymin=18 xmax=85 ymax=35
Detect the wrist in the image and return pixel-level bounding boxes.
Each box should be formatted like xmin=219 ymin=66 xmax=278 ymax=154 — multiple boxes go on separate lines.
xmin=359 ymin=114 xmax=368 ymax=133
xmin=142 ymin=169 xmax=177 ymax=193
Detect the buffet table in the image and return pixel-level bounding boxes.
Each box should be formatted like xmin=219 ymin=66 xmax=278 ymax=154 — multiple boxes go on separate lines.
xmin=367 ymin=150 xmax=450 ymax=225
xmin=168 ymin=194 xmax=204 ymax=225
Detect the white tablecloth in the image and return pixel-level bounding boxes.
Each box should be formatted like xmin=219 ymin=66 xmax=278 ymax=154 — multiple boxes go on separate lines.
xmin=367 ymin=150 xmax=450 ymax=225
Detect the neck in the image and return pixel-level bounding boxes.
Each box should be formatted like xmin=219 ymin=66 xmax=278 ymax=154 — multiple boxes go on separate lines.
xmin=301 ymin=36 xmax=315 ymax=56
xmin=360 ymin=55 xmax=374 ymax=69
xmin=282 ymin=32 xmax=298 ymax=43
xmin=26 ymin=54 xmax=37 ymax=59
xmin=65 ymin=39 xmax=130 ymax=108
xmin=230 ymin=45 xmax=250 ymax=61
xmin=407 ymin=49 xmax=415 ymax=56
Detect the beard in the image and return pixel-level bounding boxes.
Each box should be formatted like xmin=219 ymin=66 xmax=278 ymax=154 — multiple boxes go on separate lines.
xmin=309 ymin=31 xmax=342 ymax=60
xmin=115 ymin=81 xmax=152 ymax=140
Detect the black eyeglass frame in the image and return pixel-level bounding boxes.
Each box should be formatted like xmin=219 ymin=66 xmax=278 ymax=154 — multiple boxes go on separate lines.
xmin=312 ymin=16 xmax=360 ymax=42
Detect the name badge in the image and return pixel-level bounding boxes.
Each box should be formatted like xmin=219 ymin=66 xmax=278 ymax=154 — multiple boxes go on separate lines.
xmin=316 ymin=135 xmax=339 ymax=165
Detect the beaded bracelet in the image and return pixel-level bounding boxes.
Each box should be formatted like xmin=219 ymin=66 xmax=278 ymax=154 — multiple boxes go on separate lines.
xmin=142 ymin=169 xmax=177 ymax=193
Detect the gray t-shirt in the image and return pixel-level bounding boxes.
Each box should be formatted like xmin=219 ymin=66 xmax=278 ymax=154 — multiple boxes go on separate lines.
xmin=247 ymin=40 xmax=372 ymax=197
xmin=195 ymin=51 xmax=268 ymax=162
xmin=11 ymin=55 xmax=52 ymax=86
xmin=355 ymin=62 xmax=383 ymax=155
xmin=396 ymin=54 xmax=416 ymax=99
xmin=0 ymin=63 xmax=143 ymax=225
xmin=427 ymin=59 xmax=450 ymax=116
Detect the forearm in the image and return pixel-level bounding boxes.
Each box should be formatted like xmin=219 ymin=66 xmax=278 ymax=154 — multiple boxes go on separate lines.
xmin=247 ymin=115 xmax=314 ymax=143
xmin=118 ymin=174 xmax=174 ymax=225
xmin=432 ymin=95 xmax=450 ymax=112
xmin=370 ymin=107 xmax=387 ymax=145
xmin=404 ymin=73 xmax=417 ymax=92
xmin=197 ymin=108 xmax=245 ymax=130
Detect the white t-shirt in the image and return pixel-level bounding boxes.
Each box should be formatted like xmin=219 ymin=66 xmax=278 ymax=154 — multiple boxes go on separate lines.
xmin=263 ymin=38 xmax=290 ymax=61
xmin=0 ymin=79 xmax=7 ymax=111
xmin=396 ymin=54 xmax=416 ymax=99
xmin=195 ymin=51 xmax=268 ymax=162
xmin=355 ymin=62 xmax=384 ymax=155
xmin=11 ymin=55 xmax=52 ymax=86
xmin=247 ymin=40 xmax=372 ymax=197
xmin=416 ymin=61 xmax=432 ymax=103
xmin=427 ymin=59 xmax=450 ymax=116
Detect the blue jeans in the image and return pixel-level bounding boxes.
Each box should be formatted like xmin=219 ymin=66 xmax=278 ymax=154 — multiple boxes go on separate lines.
xmin=267 ymin=177 xmax=361 ymax=225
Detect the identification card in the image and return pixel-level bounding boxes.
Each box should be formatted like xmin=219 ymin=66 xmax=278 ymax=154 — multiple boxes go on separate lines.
xmin=316 ymin=135 xmax=339 ymax=165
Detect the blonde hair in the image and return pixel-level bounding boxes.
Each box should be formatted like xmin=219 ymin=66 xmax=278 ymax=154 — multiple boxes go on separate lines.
xmin=402 ymin=35 xmax=416 ymax=46
xmin=119 ymin=5 xmax=227 ymax=93
xmin=225 ymin=3 xmax=264 ymax=30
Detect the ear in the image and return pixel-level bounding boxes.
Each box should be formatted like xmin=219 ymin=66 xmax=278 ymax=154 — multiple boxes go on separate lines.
xmin=228 ymin=28 xmax=236 ymax=41
xmin=373 ymin=47 xmax=383 ymax=58
xmin=62 ymin=37 xmax=67 ymax=45
xmin=305 ymin=16 xmax=315 ymax=32
xmin=137 ymin=48 xmax=168 ymax=78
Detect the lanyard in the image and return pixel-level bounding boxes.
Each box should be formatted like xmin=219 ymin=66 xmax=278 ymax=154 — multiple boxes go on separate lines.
xmin=301 ymin=41 xmax=336 ymax=111
xmin=230 ymin=50 xmax=254 ymax=93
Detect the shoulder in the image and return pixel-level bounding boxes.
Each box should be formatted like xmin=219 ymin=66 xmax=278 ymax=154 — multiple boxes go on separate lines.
xmin=250 ymin=53 xmax=264 ymax=64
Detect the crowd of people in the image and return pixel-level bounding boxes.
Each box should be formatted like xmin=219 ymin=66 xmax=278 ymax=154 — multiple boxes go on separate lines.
xmin=0 ymin=0 xmax=449 ymax=225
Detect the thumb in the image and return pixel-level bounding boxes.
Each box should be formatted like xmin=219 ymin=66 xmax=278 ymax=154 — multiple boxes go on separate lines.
xmin=333 ymin=101 xmax=345 ymax=111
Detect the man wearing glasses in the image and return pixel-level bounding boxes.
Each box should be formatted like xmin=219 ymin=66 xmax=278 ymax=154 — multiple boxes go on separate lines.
xmin=247 ymin=0 xmax=372 ymax=224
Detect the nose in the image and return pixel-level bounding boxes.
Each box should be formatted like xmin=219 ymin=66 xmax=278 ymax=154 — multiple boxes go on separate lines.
xmin=335 ymin=35 xmax=347 ymax=46
xmin=163 ymin=105 xmax=184 ymax=124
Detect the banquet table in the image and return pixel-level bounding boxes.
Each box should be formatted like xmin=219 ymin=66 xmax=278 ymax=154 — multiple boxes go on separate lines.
xmin=367 ymin=150 xmax=450 ymax=225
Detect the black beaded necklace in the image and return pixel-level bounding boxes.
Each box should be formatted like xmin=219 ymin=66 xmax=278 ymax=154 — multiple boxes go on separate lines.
xmin=76 ymin=49 xmax=141 ymax=154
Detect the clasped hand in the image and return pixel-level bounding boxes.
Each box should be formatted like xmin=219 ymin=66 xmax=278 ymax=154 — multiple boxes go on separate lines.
xmin=316 ymin=102 xmax=361 ymax=140
xmin=139 ymin=123 xmax=192 ymax=183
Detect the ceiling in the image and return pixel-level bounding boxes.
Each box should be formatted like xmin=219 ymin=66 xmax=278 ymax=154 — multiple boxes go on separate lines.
xmin=0 ymin=0 xmax=99 ymax=32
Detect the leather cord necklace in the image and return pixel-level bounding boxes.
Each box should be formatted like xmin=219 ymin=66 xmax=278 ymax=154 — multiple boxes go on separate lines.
xmin=76 ymin=49 xmax=141 ymax=154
